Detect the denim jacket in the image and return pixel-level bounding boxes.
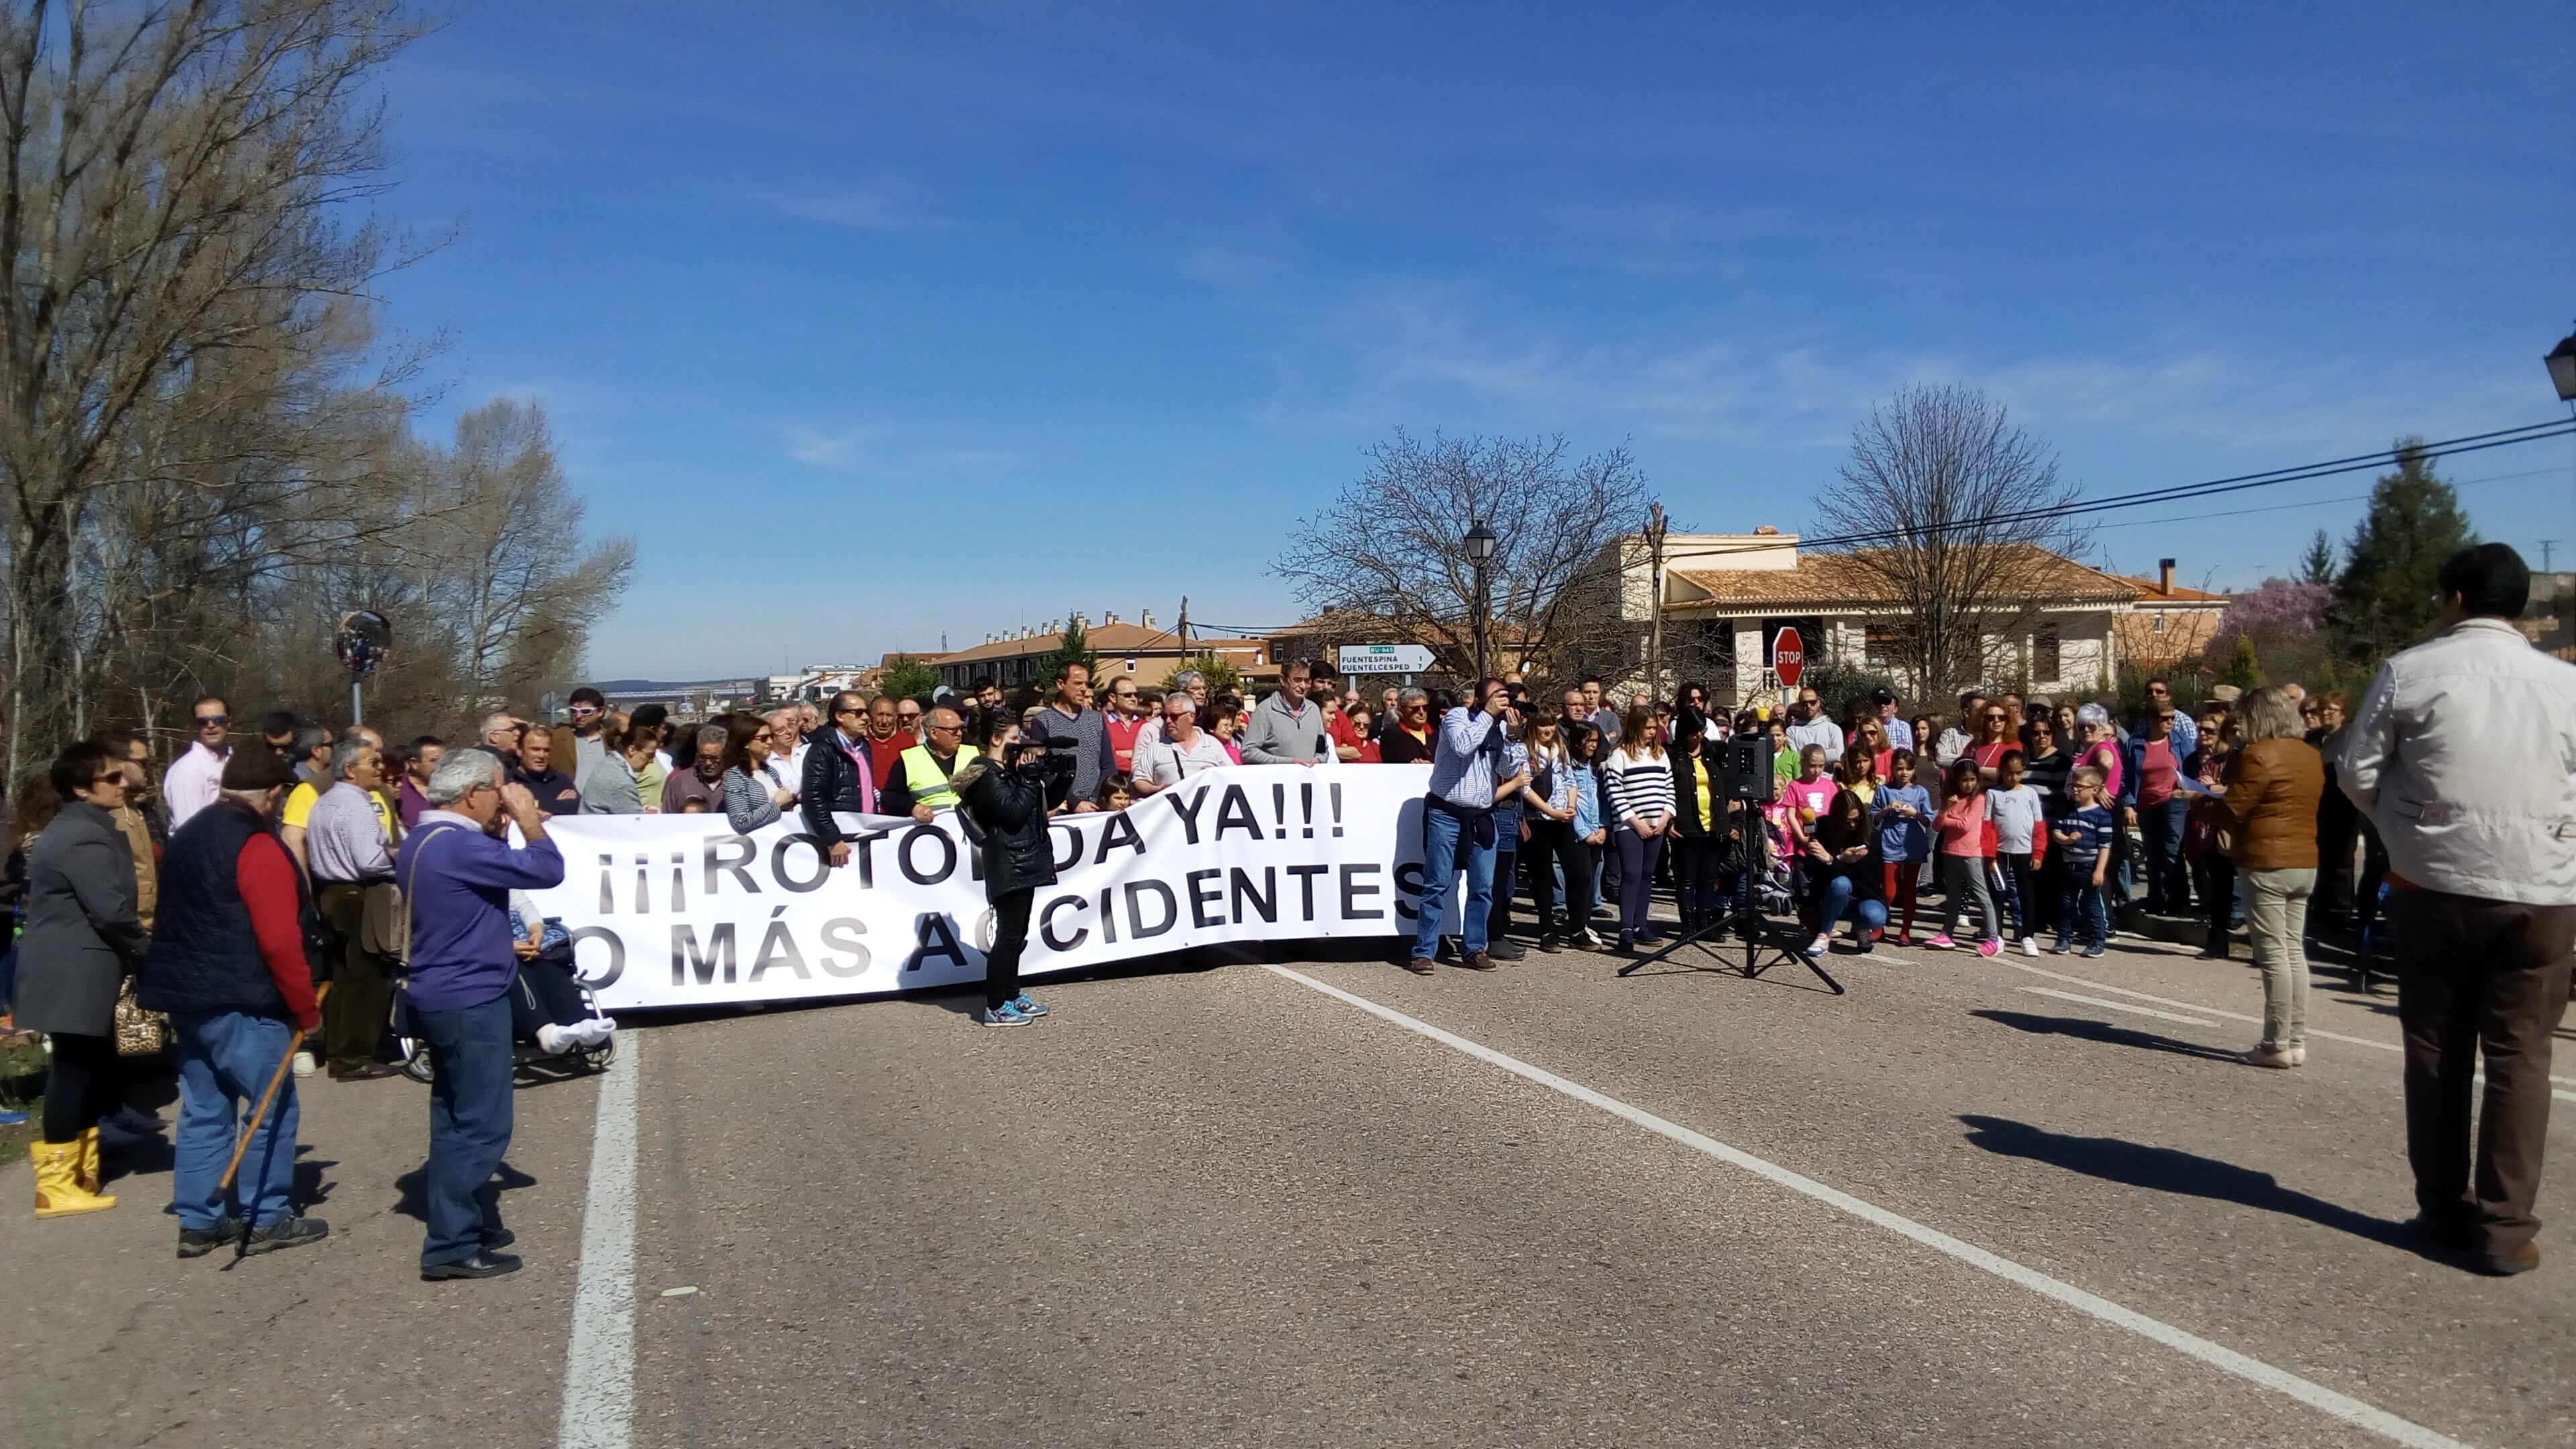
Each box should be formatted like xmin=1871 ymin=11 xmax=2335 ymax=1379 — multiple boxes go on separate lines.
xmin=1562 ymin=759 xmax=1603 ymax=838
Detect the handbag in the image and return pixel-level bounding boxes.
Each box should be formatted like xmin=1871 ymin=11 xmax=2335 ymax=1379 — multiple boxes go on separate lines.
xmin=113 ymin=975 xmax=170 ymax=1057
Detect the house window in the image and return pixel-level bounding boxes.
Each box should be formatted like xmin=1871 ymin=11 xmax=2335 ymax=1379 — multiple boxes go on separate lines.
xmin=2033 ymin=626 xmax=2060 ymax=682
xmin=1864 ymin=627 xmax=1906 ymax=669
xmin=2153 ymin=612 xmax=2165 ymax=634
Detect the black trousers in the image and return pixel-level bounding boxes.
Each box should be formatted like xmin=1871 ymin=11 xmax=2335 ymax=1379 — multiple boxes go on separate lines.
xmin=509 ymin=957 xmax=592 ymax=1042
xmin=43 ymin=1030 xmax=120 ymax=1144
xmin=2394 ymin=889 xmax=2576 ymax=1252
xmin=2196 ymin=856 xmax=2235 ymax=949
xmin=1521 ymin=819 xmax=1594 ymax=938
xmin=1487 ymin=847 xmax=1518 ymax=944
xmin=987 ymin=889 xmax=1035 ymax=1010
xmin=1671 ymin=835 xmax=1722 ymax=927
xmin=316 ymin=881 xmax=394 ymax=1067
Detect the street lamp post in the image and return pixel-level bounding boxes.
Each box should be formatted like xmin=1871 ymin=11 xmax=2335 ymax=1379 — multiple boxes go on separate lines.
xmin=1465 ymin=520 xmax=1498 ymax=684
xmin=2546 ymin=323 xmax=2576 ymax=407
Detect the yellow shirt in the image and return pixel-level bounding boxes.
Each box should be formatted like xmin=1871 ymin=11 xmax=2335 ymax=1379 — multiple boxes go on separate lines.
xmin=280 ymin=780 xmax=394 ymax=839
xmin=1691 ymin=757 xmax=1712 ymax=827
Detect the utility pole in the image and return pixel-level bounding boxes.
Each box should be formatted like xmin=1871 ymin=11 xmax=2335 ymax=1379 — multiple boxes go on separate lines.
xmin=1177 ymin=596 xmax=1190 ymax=659
xmin=2540 ymin=539 xmax=2559 ymax=573
xmin=1644 ymin=502 xmax=1670 ymax=702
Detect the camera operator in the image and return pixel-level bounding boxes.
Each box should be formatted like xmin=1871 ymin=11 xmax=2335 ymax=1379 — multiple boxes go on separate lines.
xmin=953 ymin=710 xmax=1074 ymax=1028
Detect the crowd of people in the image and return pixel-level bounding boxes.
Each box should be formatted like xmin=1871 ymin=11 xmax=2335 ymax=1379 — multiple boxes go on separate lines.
xmin=0 ymin=543 xmax=2566 ymax=1280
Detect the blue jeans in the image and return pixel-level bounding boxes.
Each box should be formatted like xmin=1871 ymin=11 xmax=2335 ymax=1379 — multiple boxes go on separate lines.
xmin=413 ymin=995 xmax=515 ymax=1267
xmin=1413 ymin=803 xmax=1496 ymax=959
xmin=2137 ymin=798 xmax=2190 ymax=914
xmin=170 ymin=1010 xmax=301 ymax=1230
xmin=1814 ymin=873 xmax=1889 ymax=939
xmin=2058 ymin=875 xmax=2109 ymax=949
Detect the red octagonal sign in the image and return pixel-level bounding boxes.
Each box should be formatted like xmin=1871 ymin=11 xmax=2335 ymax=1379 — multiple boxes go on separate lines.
xmin=1771 ymin=626 xmax=1805 ymax=688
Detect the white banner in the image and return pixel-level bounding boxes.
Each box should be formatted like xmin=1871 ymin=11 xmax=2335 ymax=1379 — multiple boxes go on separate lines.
xmin=527 ymin=763 xmax=1460 ymax=1011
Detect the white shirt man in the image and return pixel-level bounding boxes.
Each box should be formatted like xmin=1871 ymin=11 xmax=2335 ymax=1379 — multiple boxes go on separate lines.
xmin=767 ymin=708 xmax=809 ymax=790
xmin=1132 ymin=696 xmax=1232 ymax=794
xmin=163 ymin=698 xmax=234 ymax=827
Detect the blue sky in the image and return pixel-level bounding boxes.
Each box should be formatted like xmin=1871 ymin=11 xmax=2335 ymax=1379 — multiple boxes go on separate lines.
xmin=374 ymin=3 xmax=2576 ymax=679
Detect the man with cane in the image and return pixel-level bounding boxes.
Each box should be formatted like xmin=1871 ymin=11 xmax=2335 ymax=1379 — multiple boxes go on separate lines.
xmin=398 ymin=748 xmax=563 ymax=1281
xmin=136 ymin=748 xmax=330 ymax=1258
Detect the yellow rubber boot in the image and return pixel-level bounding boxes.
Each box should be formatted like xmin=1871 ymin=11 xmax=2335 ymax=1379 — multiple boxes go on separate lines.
xmin=77 ymin=1126 xmax=105 ymax=1195
xmin=31 ymin=1140 xmax=117 ymax=1218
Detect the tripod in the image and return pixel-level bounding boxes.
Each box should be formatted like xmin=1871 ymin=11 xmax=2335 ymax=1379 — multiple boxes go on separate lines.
xmin=1615 ymin=790 xmax=1844 ymax=994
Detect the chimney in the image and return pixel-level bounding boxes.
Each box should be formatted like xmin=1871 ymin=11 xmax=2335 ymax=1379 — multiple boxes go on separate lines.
xmin=2158 ymin=558 xmax=2176 ymax=594
xmin=1140 ymin=608 xmax=1155 ymax=629
xmin=1105 ymin=610 xmax=1118 ymax=625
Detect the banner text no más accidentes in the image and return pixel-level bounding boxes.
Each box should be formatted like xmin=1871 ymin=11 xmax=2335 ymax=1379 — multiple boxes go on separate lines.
xmin=522 ymin=762 xmax=1464 ymax=1011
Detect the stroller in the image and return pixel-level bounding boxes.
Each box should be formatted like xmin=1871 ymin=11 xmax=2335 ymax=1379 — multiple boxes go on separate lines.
xmin=392 ymin=914 xmax=615 ymax=1084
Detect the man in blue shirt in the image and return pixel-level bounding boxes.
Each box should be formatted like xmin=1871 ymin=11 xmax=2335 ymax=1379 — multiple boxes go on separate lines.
xmin=398 ymin=747 xmax=564 ymax=1280
xmin=1408 ymin=679 xmax=1529 ymax=973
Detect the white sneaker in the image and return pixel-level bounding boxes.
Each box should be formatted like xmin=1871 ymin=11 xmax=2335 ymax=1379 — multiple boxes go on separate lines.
xmin=290 ymin=1051 xmax=317 ymax=1078
xmin=536 ymin=1024 xmax=579 ymax=1055
xmin=1807 ymin=933 xmax=1833 ymax=957
xmin=2021 ymin=937 xmax=2041 ymax=957
xmin=572 ymin=1018 xmax=615 ymax=1048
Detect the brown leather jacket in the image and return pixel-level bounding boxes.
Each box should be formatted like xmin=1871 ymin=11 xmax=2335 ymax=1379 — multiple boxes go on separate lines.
xmin=2216 ymin=737 xmax=2324 ymax=871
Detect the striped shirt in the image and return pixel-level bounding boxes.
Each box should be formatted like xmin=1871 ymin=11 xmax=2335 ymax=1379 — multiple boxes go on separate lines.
xmin=1602 ymin=747 xmax=1676 ymax=827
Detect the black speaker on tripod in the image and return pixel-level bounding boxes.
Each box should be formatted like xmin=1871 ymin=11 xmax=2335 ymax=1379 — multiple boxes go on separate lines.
xmin=1616 ymin=733 xmax=1841 ymax=993
xmin=1715 ymin=738 xmax=1776 ymax=804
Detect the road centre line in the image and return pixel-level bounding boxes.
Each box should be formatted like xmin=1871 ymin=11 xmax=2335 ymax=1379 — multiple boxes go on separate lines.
xmin=2017 ymin=985 xmax=2216 ymax=1026
xmin=1263 ymin=963 xmax=2475 ymax=1449
xmin=558 ymin=1033 xmax=642 ymax=1449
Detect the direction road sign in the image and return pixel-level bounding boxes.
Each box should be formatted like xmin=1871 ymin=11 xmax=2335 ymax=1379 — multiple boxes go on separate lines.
xmin=1770 ymin=627 xmax=1805 ymax=689
xmin=1338 ymin=643 xmax=1438 ymax=676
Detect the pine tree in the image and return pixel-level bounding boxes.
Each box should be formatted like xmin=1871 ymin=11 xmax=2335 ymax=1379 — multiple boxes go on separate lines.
xmin=1037 ymin=616 xmax=1096 ymax=686
xmin=2330 ymin=438 xmax=2475 ymax=661
xmin=877 ymin=655 xmax=941 ymax=703
xmin=2299 ymin=529 xmax=2337 ymax=586
xmin=2222 ymin=633 xmax=2264 ymax=689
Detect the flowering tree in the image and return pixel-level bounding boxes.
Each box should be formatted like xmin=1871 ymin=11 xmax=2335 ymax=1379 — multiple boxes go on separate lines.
xmin=2206 ymin=580 xmax=2331 ymax=676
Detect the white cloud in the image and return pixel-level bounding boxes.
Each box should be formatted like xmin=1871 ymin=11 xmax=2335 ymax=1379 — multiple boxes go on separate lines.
xmin=787 ymin=427 xmax=862 ymax=468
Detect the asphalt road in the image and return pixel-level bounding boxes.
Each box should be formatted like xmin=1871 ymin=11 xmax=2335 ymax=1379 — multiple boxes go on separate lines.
xmin=6 ymin=926 xmax=2571 ymax=1448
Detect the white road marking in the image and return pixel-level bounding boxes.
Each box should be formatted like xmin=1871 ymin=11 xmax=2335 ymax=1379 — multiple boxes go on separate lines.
xmin=1996 ymin=963 xmax=2576 ymax=1102
xmin=558 ymin=1034 xmax=642 ymax=1449
xmin=1265 ymin=963 xmax=2475 ymax=1449
xmin=2017 ymin=985 xmax=2218 ymax=1026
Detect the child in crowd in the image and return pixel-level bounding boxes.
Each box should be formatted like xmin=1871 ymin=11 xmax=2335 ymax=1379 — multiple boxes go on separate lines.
xmin=1873 ymin=749 xmax=1933 ymax=944
xmin=1986 ymin=750 xmax=2046 ymax=956
xmin=1928 ymin=759 xmax=2002 ymax=956
xmin=1096 ymin=773 xmax=1136 ymax=812
xmin=2051 ymin=766 xmax=2118 ymax=957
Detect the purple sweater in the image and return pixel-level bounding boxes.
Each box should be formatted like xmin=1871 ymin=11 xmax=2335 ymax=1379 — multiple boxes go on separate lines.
xmin=397 ymin=812 xmax=566 ymax=1011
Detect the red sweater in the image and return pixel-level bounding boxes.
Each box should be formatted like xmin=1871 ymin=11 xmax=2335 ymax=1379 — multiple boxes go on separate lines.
xmin=235 ymin=832 xmax=321 ymax=1030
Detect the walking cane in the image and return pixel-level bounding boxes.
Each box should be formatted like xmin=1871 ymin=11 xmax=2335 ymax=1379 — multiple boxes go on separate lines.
xmin=218 ymin=982 xmax=331 ymax=1197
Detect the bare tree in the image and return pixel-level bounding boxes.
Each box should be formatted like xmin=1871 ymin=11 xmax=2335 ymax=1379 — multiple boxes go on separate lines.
xmin=0 ymin=0 xmax=417 ymax=779
xmin=420 ymin=398 xmax=635 ymax=712
xmin=1811 ymin=385 xmax=2088 ymax=699
xmin=1275 ymin=430 xmax=1648 ymax=684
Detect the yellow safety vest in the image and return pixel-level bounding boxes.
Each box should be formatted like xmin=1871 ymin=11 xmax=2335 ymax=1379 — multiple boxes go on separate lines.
xmin=900 ymin=743 xmax=964 ymax=811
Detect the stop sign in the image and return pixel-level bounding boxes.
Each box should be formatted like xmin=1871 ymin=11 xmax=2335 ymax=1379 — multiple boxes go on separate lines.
xmin=1771 ymin=626 xmax=1805 ymax=688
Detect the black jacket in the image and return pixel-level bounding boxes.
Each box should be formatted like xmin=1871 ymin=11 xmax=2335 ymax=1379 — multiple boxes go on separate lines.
xmin=800 ymin=729 xmax=879 ymax=845
xmin=512 ymin=764 xmax=582 ymax=817
xmin=1668 ymin=743 xmax=1723 ymax=837
xmin=955 ymin=753 xmax=1070 ymax=900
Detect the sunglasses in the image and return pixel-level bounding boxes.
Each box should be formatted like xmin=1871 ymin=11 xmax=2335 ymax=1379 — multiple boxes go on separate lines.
xmin=196 ymin=714 xmax=228 ymax=727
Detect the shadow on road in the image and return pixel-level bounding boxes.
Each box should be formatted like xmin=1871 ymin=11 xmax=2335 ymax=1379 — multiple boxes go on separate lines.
xmin=1971 ymin=1008 xmax=2243 ymax=1063
xmin=1957 ymin=1114 xmax=2421 ymax=1252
